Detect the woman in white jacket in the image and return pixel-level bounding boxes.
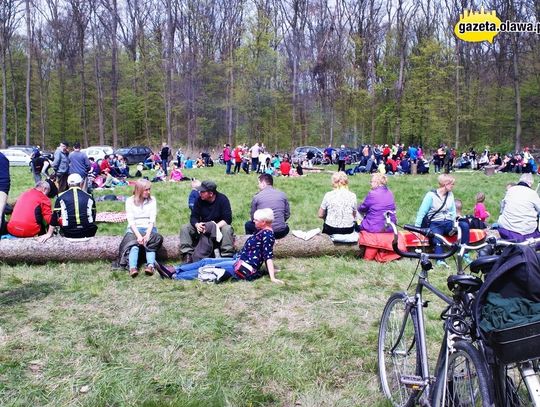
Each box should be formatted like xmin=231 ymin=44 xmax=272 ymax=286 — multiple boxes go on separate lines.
xmin=125 ymin=178 xmax=158 ymax=277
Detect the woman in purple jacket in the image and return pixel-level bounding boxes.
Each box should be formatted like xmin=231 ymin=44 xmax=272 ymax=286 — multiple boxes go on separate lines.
xmin=358 ymin=173 xmax=397 ymax=232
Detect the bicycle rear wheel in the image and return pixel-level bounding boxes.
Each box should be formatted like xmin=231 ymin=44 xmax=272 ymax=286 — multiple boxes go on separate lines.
xmin=492 ymin=361 xmax=536 ymax=406
xmin=378 ymin=292 xmax=421 ymax=407
xmin=431 ymin=340 xmax=492 ymax=407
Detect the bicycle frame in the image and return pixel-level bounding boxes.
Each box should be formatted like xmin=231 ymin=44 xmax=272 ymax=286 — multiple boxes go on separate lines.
xmin=394 ymin=254 xmax=455 ymax=402
xmin=382 ymin=214 xmax=540 ymax=407
xmin=382 ymin=213 xmax=490 ymax=406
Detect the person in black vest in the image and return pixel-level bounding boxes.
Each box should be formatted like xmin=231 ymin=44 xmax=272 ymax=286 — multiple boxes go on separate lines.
xmin=38 ymin=173 xmax=97 ymax=242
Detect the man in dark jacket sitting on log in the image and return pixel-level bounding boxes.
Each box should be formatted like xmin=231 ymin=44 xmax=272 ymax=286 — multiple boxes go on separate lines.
xmin=179 ymin=180 xmax=234 ymax=263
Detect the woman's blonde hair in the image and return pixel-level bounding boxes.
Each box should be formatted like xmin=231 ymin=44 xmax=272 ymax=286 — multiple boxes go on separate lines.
xmin=438 ymin=174 xmax=455 ymax=187
xmin=331 ymin=171 xmax=349 ymax=188
xmin=371 ymin=173 xmax=388 ymax=187
xmin=254 ymin=208 xmax=274 ymax=223
xmin=133 ymin=178 xmax=152 ymax=206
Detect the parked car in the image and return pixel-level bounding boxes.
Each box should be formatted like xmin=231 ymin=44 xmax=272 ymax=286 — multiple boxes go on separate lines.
xmin=82 ymin=145 xmax=114 ymax=163
xmin=291 ymin=146 xmax=324 ymax=165
xmin=8 ymin=145 xmax=35 ymax=155
xmin=114 ymin=146 xmax=152 ymax=165
xmin=337 ymin=147 xmax=361 ymax=165
xmin=0 ymin=148 xmax=32 ymax=166
xmin=8 ymin=145 xmax=53 ymax=161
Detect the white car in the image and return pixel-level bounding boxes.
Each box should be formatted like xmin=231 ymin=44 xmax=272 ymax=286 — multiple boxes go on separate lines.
xmin=0 ymin=149 xmax=32 ymax=166
xmin=81 ymin=145 xmax=114 ymax=162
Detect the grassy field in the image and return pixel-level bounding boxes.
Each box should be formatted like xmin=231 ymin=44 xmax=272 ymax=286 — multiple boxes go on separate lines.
xmin=0 ymin=165 xmax=523 ymax=406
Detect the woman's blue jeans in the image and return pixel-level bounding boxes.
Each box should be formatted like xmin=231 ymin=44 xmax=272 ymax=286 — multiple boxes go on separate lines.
xmin=430 ymin=220 xmax=469 ymax=255
xmin=128 ymin=227 xmax=157 ymax=269
xmin=173 ymin=257 xmax=237 ymax=280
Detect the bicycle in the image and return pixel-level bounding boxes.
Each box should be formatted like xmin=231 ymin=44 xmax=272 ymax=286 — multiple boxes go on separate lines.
xmin=377 ymin=213 xmax=493 ymax=406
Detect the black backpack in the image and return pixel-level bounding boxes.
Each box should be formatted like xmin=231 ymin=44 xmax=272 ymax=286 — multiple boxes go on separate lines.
xmin=474 ymin=244 xmax=540 ymax=332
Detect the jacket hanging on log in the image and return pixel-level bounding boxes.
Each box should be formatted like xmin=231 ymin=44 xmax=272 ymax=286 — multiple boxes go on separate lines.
xmin=115 ymin=232 xmax=164 ymax=269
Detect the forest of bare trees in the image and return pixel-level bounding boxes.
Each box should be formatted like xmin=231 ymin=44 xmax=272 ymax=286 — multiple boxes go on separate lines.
xmin=0 ymin=0 xmax=538 ymax=152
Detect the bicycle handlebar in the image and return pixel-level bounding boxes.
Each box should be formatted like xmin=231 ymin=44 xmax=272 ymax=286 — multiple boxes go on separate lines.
xmin=402 ymin=224 xmax=434 ymax=238
xmin=384 ymin=211 xmax=460 ymax=260
xmin=492 ymin=237 xmax=540 ymax=248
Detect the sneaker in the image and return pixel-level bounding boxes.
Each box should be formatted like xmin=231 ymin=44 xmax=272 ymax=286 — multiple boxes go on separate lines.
xmin=436 ymin=260 xmax=450 ymax=269
xmin=129 ymin=268 xmax=139 ymax=278
xmin=145 ymin=264 xmax=155 ymax=276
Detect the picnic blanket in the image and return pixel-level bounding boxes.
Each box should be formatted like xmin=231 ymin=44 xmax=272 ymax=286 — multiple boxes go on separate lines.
xmin=358 ymin=231 xmax=407 ymax=263
xmin=95 ymin=211 xmax=127 ymax=223
xmin=400 ymin=229 xmax=487 ymax=247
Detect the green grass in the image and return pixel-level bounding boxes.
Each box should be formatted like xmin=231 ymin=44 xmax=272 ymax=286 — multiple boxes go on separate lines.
xmin=0 ymin=165 xmax=523 ymax=406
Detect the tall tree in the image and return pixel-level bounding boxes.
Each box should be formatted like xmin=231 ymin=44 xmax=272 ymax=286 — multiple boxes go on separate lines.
xmin=388 ymin=0 xmax=416 ymax=144
xmin=25 ymin=0 xmax=32 ymax=145
xmin=0 ymin=0 xmax=20 ymax=148
xmin=69 ymin=0 xmax=89 ymax=146
xmin=89 ymin=0 xmax=106 ymax=145
xmin=278 ymin=0 xmax=309 ymax=147
xmin=163 ymin=0 xmax=177 ymax=148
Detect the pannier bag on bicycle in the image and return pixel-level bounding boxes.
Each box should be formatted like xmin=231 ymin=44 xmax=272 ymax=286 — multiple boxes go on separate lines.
xmin=475 ymin=244 xmax=540 ymax=364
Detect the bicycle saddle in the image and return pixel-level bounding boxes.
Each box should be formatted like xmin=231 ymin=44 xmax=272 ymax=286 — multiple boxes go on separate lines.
xmin=469 ymin=255 xmax=499 ymax=275
xmin=447 ymin=274 xmax=483 ymax=293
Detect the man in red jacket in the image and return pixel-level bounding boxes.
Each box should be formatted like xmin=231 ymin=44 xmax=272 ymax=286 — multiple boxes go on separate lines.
xmin=7 ymin=181 xmax=53 ymax=237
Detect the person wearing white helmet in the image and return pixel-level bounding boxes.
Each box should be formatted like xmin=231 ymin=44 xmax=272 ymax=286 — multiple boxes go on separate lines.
xmin=38 ymin=173 xmax=97 ymax=242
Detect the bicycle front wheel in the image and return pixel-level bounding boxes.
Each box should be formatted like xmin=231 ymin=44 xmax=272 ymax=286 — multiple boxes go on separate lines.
xmin=431 ymin=340 xmax=493 ymax=407
xmin=378 ymin=292 xmax=421 ymax=407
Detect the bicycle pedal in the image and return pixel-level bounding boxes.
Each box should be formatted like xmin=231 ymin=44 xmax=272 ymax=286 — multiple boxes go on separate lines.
xmin=400 ymin=375 xmax=426 ymax=390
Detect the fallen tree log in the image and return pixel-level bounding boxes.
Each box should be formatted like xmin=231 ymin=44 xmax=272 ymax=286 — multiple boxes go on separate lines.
xmin=0 ymin=234 xmax=360 ymax=264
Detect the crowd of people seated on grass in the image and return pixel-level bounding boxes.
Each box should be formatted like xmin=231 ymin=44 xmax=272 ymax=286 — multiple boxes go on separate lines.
xmin=1 ymin=138 xmax=540 ymax=281
xmin=454 ymin=147 xmax=538 ymax=174
xmin=57 ymin=140 xmax=540 ymax=183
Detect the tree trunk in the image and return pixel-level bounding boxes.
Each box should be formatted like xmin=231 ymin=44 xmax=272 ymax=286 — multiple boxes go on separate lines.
xmin=25 ymin=0 xmax=32 ymax=146
xmin=227 ymin=46 xmax=234 ymax=146
xmin=140 ymin=35 xmax=151 ymax=146
xmin=1 ymin=48 xmax=7 ymax=149
xmin=35 ymin=28 xmax=47 ymax=148
xmin=394 ymin=47 xmax=405 ymax=144
xmin=93 ymin=35 xmax=105 ymax=145
xmin=164 ymin=0 xmax=175 ymax=148
xmin=80 ymin=55 xmax=89 ymax=147
xmin=454 ymin=42 xmax=460 ymax=150
xmin=74 ymin=0 xmax=89 ymax=148
xmin=38 ymin=72 xmax=46 ymax=148
xmin=511 ymin=36 xmax=521 ymax=152
xmin=8 ymin=47 xmax=20 ymax=145
xmin=0 ymin=234 xmax=361 ymax=264
xmin=109 ymin=0 xmax=119 ymax=148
